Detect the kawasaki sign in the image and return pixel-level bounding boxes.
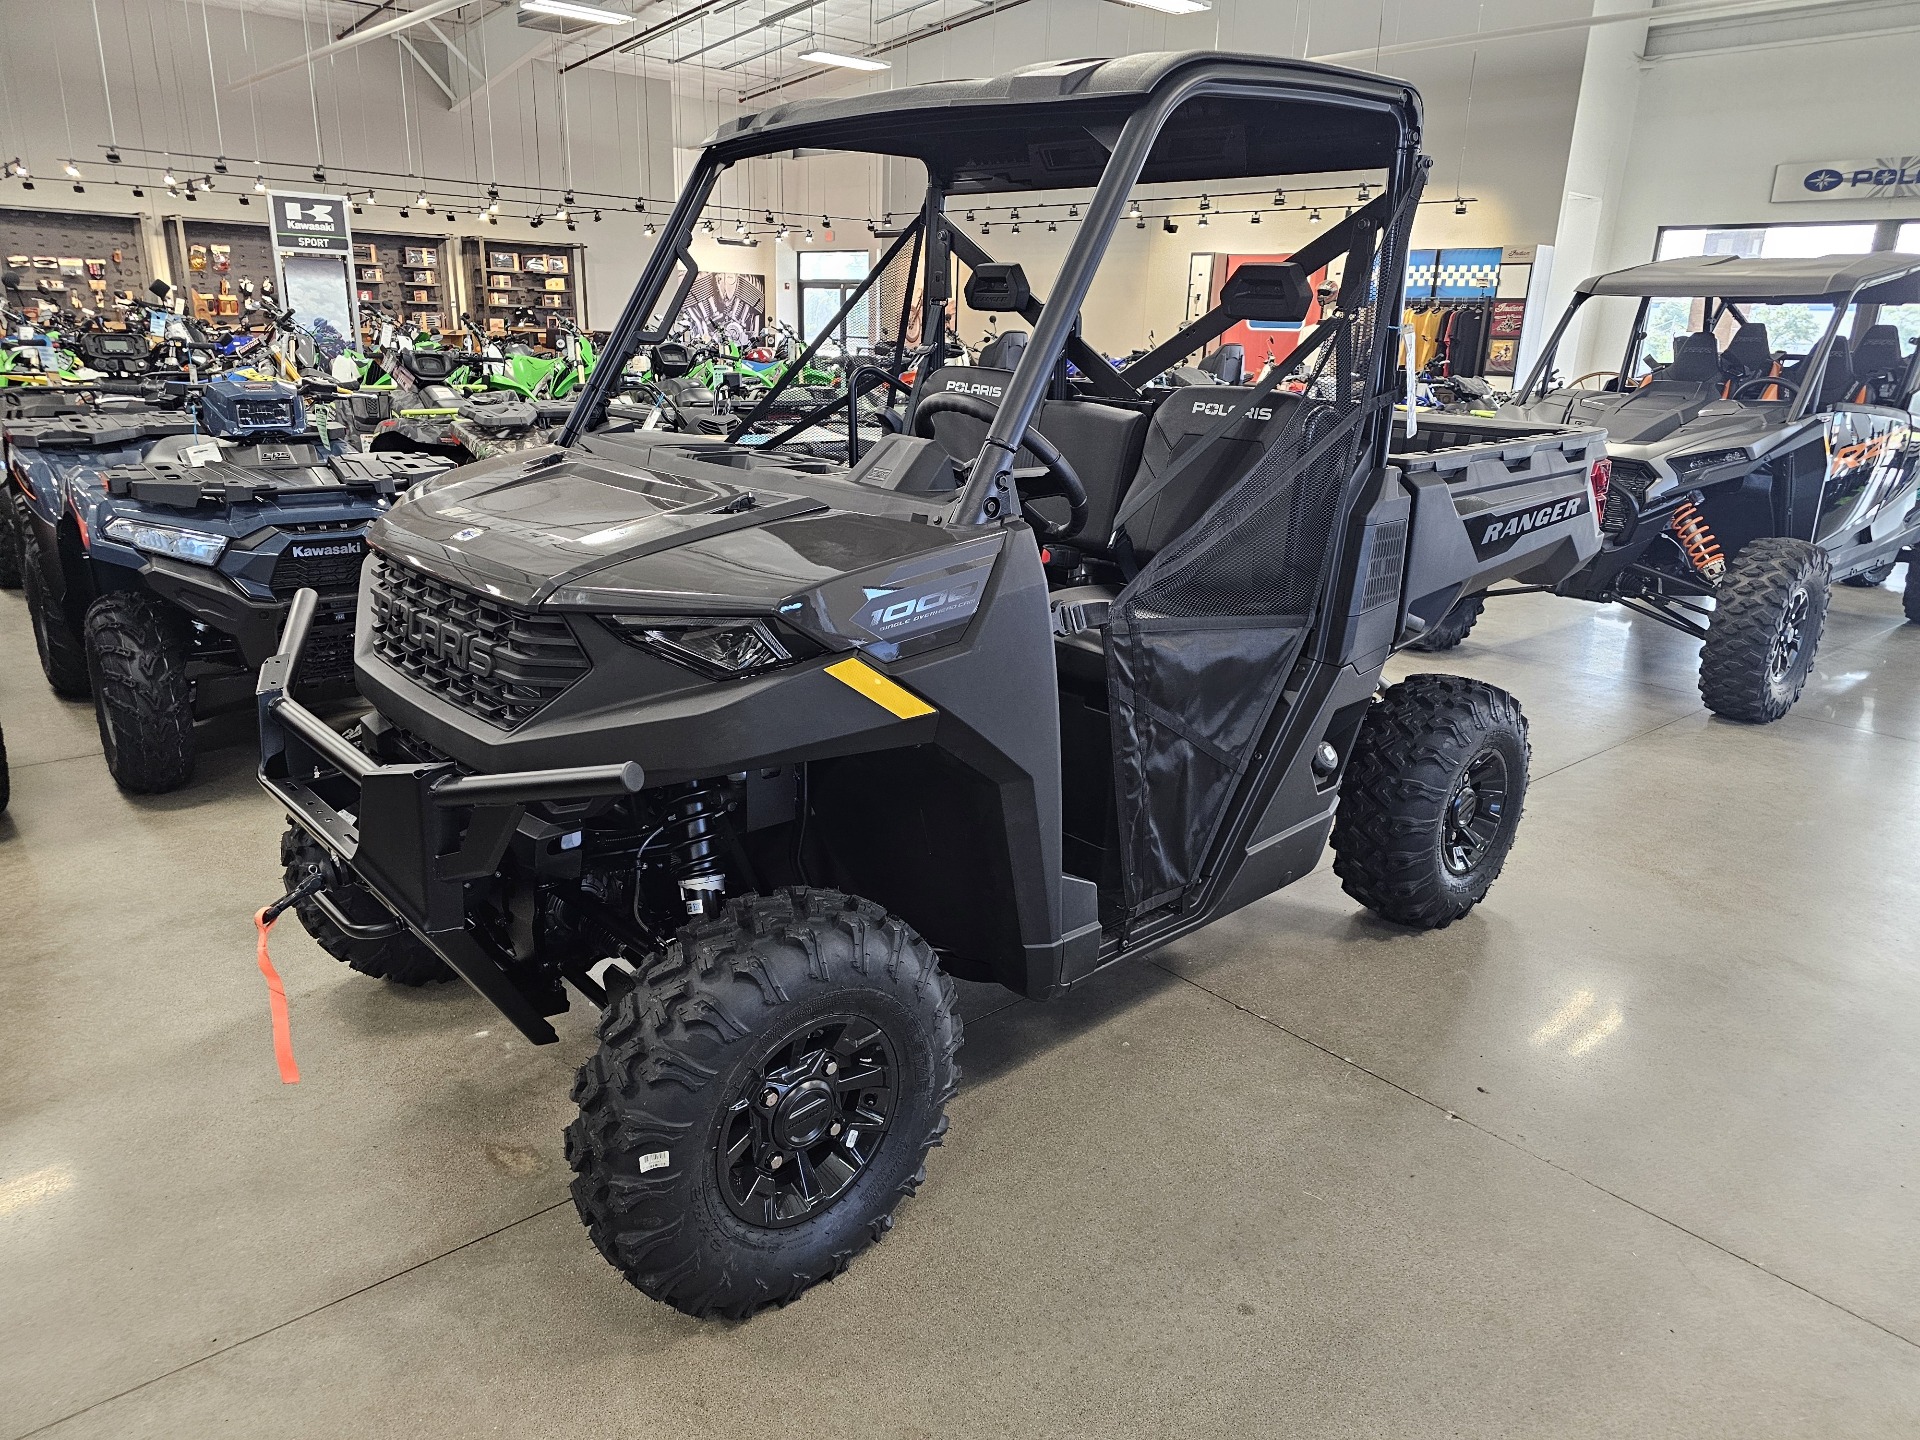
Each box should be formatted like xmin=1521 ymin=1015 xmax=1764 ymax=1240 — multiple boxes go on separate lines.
xmin=270 ymin=193 xmax=352 ymax=253
xmin=1772 ymin=157 xmax=1920 ymax=203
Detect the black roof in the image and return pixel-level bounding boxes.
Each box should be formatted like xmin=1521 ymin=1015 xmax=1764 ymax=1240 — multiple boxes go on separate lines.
xmin=703 ymin=52 xmax=1421 ymax=192
xmin=1581 ymin=252 xmax=1920 ymax=305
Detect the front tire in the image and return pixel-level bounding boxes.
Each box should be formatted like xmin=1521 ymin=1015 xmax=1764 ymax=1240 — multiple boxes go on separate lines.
xmin=1904 ymin=560 xmax=1920 ymax=625
xmin=1332 ymin=675 xmax=1531 ymax=929
xmin=21 ymin=527 xmax=90 ymax=698
xmin=1698 ymin=537 xmax=1829 ymax=723
xmin=279 ymin=823 xmax=455 ymax=985
xmin=566 ymin=889 xmax=960 ymax=1319
xmin=1408 ymin=592 xmax=1485 ymax=652
xmin=84 ymin=592 xmax=196 ymax=793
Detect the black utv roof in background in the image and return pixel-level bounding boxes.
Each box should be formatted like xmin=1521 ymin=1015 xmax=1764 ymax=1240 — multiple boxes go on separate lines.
xmin=1579 ymin=252 xmax=1920 ymax=305
xmin=703 ymin=51 xmax=1421 ymax=191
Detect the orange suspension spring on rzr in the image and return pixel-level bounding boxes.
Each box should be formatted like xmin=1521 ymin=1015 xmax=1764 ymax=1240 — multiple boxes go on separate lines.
xmin=1670 ymin=501 xmax=1726 ymax=580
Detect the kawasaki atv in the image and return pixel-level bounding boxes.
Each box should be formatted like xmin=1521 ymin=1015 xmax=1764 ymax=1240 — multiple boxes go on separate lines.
xmin=258 ymin=51 xmax=1603 ymax=1319
xmin=9 ymin=367 xmax=452 ymax=791
xmin=1482 ymin=253 xmax=1920 ymax=721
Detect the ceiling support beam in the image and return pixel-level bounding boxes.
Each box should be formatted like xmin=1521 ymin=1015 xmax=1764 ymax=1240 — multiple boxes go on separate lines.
xmin=228 ymin=0 xmax=476 ymax=89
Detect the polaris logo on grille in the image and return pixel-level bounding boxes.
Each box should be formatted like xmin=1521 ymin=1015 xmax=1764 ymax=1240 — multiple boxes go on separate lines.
xmin=1471 ymin=492 xmax=1591 ymax=560
xmin=375 ymin=593 xmax=496 ymax=676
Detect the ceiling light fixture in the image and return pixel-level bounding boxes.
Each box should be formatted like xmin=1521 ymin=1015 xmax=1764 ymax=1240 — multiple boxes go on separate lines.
xmin=1108 ymin=0 xmax=1209 ymax=13
xmin=105 ymin=147 xmax=121 ymax=164
xmin=162 ymin=168 xmax=176 ymax=187
xmin=1357 ymin=183 xmax=1371 ymax=202
xmin=1250 ymin=210 xmax=1261 ymax=224
xmin=797 ymin=49 xmax=889 ymax=71
xmin=520 ymin=0 xmax=633 ymax=24
xmin=1309 ymin=208 xmax=1321 ymax=224
xmin=1454 ymin=197 xmax=1469 ymax=215
xmin=254 ymin=176 xmax=267 ymax=193
xmin=63 ymin=160 xmax=80 ymax=179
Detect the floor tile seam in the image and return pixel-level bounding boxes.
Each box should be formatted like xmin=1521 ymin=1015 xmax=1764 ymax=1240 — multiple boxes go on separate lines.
xmin=9 ymin=1198 xmax=575 ymax=1440
xmin=1151 ymin=959 xmax=1920 ymax=1354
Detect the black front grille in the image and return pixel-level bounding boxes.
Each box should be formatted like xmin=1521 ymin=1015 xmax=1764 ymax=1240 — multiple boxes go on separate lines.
xmin=1603 ymin=459 xmax=1659 ymax=534
xmin=367 ymin=556 xmax=590 ymax=729
xmin=270 ymin=532 xmax=368 ymax=596
xmin=236 ymin=398 xmax=296 ymax=429
xmin=298 ymin=625 xmax=356 ymax=690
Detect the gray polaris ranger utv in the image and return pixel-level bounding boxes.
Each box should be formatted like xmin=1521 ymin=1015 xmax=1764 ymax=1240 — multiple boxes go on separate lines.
xmin=1483 ymin=254 xmax=1920 ymax=722
xmin=258 ymin=52 xmax=1603 ymax=1317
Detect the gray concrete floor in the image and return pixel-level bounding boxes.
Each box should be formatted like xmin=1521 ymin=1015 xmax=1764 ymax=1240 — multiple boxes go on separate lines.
xmin=4 ymin=577 xmax=1920 ymax=1439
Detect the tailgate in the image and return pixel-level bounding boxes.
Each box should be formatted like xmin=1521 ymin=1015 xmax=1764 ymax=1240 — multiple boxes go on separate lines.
xmin=1390 ymin=413 xmax=1606 ymax=642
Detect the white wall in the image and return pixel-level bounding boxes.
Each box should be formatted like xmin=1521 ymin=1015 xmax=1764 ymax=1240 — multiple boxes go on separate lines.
xmin=0 ymin=0 xmax=689 ymax=326
xmin=0 ymin=0 xmax=1662 ymax=357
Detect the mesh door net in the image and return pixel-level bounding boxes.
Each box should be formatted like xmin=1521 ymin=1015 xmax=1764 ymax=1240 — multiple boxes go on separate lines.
xmin=1106 ymin=193 xmax=1416 ymax=919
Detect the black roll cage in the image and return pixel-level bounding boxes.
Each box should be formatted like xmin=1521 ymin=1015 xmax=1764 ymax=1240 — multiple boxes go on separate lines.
xmin=560 ymin=58 xmax=1423 ymax=531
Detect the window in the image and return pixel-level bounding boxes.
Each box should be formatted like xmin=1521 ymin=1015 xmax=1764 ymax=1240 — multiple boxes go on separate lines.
xmin=1656 ymin=222 xmax=1878 ymax=261
xmin=1642 ymin=222 xmax=1883 ymax=365
xmin=798 ymin=250 xmax=875 ymax=352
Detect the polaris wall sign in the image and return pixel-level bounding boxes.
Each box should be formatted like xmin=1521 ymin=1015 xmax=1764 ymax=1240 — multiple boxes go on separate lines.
xmin=1772 ymin=156 xmax=1920 ymax=203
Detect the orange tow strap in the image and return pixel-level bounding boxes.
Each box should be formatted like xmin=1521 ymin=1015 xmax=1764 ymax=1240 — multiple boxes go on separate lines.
xmin=253 ymin=908 xmax=302 ymax=1084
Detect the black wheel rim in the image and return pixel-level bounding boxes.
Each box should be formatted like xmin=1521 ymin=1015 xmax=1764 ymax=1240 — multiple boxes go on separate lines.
xmin=1769 ymin=586 xmax=1810 ymax=682
xmin=1443 ymin=748 xmax=1510 ymax=876
xmin=717 ymin=1016 xmax=897 ymax=1229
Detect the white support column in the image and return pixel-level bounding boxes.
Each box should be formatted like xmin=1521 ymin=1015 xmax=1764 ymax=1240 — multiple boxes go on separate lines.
xmin=1547 ymin=0 xmax=1653 ymax=378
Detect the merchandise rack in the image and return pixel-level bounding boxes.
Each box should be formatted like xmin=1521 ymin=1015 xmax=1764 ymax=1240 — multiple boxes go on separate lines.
xmin=460 ymin=239 xmax=585 ymax=334
xmin=354 ymin=233 xmax=454 ymax=338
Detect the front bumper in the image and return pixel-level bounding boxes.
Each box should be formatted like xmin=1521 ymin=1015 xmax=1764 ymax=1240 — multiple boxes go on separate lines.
xmin=259 ymin=588 xmax=646 ymax=1043
xmin=140 ymin=552 xmax=356 ymax=674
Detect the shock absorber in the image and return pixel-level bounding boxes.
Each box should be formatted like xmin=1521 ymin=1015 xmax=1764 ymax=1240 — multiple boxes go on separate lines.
xmin=1670 ymin=500 xmax=1726 ymax=581
xmin=664 ymin=780 xmax=729 ymax=918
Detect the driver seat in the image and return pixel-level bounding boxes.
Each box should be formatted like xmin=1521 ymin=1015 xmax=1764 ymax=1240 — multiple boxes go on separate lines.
xmin=910 ymin=363 xmax=1149 ymax=543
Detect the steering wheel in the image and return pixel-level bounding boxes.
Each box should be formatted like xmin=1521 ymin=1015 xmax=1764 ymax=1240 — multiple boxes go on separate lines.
xmin=911 ymin=392 xmax=1088 ymax=541
xmin=1729 ymin=375 xmax=1798 ymax=401
xmin=1569 ymin=369 xmax=1618 ymax=390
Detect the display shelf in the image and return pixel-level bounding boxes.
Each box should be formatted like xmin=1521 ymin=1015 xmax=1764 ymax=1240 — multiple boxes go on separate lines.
xmin=354 ymin=232 xmax=453 ymax=337
xmin=460 ymin=239 xmax=583 ymax=333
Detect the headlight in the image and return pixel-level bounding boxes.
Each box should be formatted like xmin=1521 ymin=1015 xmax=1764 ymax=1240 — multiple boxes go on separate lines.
xmin=102 ymin=516 xmax=228 ymax=566
xmin=1672 ymin=447 xmax=1748 ymax=477
xmin=604 ymin=615 xmax=818 ymax=680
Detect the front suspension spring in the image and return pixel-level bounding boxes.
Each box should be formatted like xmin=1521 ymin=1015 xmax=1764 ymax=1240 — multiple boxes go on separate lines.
xmin=663 ymin=779 xmax=729 ymax=917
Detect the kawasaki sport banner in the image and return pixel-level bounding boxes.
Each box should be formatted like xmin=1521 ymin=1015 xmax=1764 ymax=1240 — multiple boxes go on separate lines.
xmin=268 ymin=192 xmax=358 ymax=361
